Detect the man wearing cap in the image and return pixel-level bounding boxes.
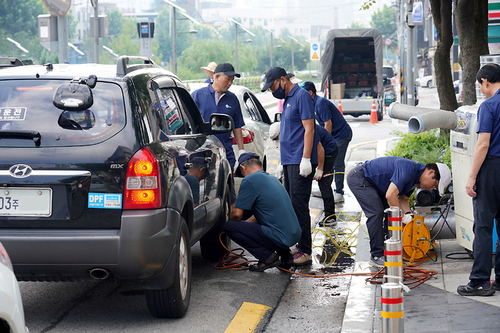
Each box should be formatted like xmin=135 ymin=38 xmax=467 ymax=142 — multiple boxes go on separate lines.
xmin=458 ymin=63 xmax=500 ymax=296
xmin=261 ymin=67 xmax=317 ymax=266
xmin=224 ymin=152 xmax=302 ymax=272
xmin=346 ymin=156 xmax=451 ymax=268
xmin=301 ymin=81 xmax=352 ymax=204
xmin=201 ymin=61 xmax=217 ymax=83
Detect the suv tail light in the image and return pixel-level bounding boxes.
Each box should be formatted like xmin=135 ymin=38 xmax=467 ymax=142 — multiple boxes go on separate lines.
xmin=232 ymin=129 xmax=254 ymax=145
xmin=124 ymin=147 xmax=161 ymax=209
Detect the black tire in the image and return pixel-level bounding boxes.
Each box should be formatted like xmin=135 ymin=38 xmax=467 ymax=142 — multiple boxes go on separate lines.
xmin=426 ymin=80 xmax=431 ymax=88
xmin=200 ymin=185 xmax=231 ymax=260
xmin=377 ymin=110 xmax=384 ymax=121
xmin=146 ymin=218 xmax=191 ymax=318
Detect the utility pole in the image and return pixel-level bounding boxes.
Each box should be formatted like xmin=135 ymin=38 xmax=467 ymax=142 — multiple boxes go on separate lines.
xmin=91 ymin=0 xmax=99 ymax=64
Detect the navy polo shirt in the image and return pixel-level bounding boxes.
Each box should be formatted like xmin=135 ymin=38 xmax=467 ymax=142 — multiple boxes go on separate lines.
xmin=192 ymin=84 xmax=245 ymax=163
xmin=280 ymin=84 xmax=318 ymax=165
xmin=314 ymin=95 xmax=352 ymax=141
xmin=363 ymin=156 xmax=425 ymax=196
xmin=477 ymin=88 xmax=500 ymax=157
xmin=235 ymin=170 xmax=301 ymax=249
xmin=315 ymin=124 xmax=337 ymax=155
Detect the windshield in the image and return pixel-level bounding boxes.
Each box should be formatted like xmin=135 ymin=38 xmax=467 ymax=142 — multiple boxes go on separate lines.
xmin=0 ymin=80 xmax=126 ymax=147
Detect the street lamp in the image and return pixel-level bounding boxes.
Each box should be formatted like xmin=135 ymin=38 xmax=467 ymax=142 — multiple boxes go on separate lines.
xmin=265 ymin=28 xmax=285 ymax=67
xmin=164 ymin=0 xmax=201 ymax=75
xmin=288 ymin=36 xmax=305 ymax=74
xmin=103 ymin=45 xmax=118 ymax=58
xmin=229 ymin=18 xmax=255 ymax=73
xmin=90 ymin=0 xmax=99 ymax=64
xmin=6 ymin=38 xmax=29 ymax=57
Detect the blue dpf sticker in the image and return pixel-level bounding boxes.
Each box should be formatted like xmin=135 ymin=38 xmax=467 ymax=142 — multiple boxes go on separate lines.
xmin=88 ymin=193 xmax=122 ymax=209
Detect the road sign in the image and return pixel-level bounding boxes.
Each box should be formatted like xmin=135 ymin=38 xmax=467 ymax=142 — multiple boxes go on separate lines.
xmin=310 ymin=42 xmax=321 ymax=61
xmin=42 ymin=0 xmax=71 ymax=17
xmin=385 ymin=38 xmax=392 ymax=46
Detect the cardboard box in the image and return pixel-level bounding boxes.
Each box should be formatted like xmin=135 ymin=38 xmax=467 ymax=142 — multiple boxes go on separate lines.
xmin=330 ymin=82 xmax=345 ymax=99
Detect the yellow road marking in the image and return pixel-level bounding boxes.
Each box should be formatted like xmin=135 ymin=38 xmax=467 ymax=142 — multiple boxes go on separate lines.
xmin=224 ymin=302 xmax=271 ymax=333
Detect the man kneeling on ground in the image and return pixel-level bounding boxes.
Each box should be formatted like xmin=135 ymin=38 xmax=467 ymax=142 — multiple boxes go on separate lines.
xmin=224 ymin=152 xmax=302 ymax=272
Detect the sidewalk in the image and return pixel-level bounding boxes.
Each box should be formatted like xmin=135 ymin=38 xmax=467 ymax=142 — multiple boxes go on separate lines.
xmin=340 ymin=139 xmax=500 ymax=333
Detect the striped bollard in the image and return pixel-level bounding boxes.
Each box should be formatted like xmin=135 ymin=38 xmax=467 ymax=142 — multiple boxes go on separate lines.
xmin=381 ymin=282 xmax=404 ymax=333
xmin=384 ymin=238 xmax=403 ymax=282
xmin=387 ymin=206 xmax=403 ymax=241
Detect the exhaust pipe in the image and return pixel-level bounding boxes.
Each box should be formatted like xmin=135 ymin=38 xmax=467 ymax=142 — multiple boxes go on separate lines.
xmin=89 ymin=268 xmax=110 ymax=280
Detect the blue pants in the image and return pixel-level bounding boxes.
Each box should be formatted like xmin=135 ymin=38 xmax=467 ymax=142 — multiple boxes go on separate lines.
xmin=223 ymin=219 xmax=280 ymax=262
xmin=347 ymin=165 xmax=385 ymax=258
xmin=283 ymin=164 xmax=315 ymax=255
xmin=470 ymin=158 xmax=500 ymax=284
xmin=334 ymin=131 xmax=352 ymax=195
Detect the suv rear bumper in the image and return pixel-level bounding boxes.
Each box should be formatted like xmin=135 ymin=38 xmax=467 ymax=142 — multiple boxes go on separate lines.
xmin=0 ymin=208 xmax=181 ymax=286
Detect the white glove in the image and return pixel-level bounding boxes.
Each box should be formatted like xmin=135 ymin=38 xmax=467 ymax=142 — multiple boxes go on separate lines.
xmin=313 ymin=168 xmax=323 ymax=181
xmin=299 ymin=157 xmax=312 ymax=177
xmin=238 ymin=149 xmax=246 ymax=158
xmin=276 ymin=164 xmax=283 ymax=179
xmin=402 ymin=213 xmax=413 ymax=224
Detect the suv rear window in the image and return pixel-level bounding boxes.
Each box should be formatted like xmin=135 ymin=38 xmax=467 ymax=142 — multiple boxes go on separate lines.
xmin=0 ymin=80 xmax=126 ymax=147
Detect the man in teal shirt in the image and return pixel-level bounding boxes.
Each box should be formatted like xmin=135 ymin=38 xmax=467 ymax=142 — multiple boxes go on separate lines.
xmin=224 ymin=152 xmax=301 ymax=272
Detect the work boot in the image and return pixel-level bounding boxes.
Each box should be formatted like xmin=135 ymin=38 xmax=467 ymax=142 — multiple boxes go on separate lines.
xmin=492 ymin=279 xmax=500 ymax=291
xmin=457 ymin=281 xmax=495 ymax=296
xmin=293 ymin=251 xmax=312 ymax=266
xmin=334 ymin=193 xmax=344 ymax=203
xmin=321 ymin=216 xmax=337 ymax=227
xmin=249 ymin=252 xmax=281 ymax=272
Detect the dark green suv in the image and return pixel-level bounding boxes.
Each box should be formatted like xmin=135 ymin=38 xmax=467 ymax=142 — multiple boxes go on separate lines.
xmin=0 ymin=56 xmax=234 ymax=318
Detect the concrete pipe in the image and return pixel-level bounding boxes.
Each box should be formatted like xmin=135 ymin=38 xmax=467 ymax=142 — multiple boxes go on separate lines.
xmin=388 ymin=102 xmax=442 ymax=121
xmin=408 ymin=110 xmax=458 ymax=134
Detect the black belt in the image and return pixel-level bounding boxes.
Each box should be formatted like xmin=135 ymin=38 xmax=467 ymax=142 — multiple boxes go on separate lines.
xmin=486 ymin=155 xmax=500 ymax=159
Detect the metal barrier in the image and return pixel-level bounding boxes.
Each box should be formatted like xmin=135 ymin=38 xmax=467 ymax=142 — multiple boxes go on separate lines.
xmin=382 ymin=206 xmax=404 ymax=333
xmin=387 ymin=206 xmax=403 ymax=241
xmin=381 ymin=281 xmax=404 ymax=333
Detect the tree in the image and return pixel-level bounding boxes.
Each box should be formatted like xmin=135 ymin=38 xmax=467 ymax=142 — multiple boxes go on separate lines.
xmin=429 ymin=0 xmax=458 ymax=111
xmin=370 ymin=4 xmax=397 ymax=49
xmin=107 ymin=9 xmax=123 ymax=37
xmin=177 ymin=39 xmax=232 ymax=79
xmin=455 ymin=0 xmax=489 ymax=106
xmin=348 ymin=21 xmax=366 ymax=29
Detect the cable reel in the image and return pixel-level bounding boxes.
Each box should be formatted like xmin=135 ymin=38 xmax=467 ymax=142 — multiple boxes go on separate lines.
xmin=402 ymin=215 xmax=436 ymax=263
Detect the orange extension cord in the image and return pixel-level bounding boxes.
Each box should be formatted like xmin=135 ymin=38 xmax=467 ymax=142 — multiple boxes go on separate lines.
xmin=214 ymin=233 xmax=437 ymax=289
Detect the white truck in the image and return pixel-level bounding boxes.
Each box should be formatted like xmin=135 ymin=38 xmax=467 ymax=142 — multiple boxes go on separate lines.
xmin=321 ymin=28 xmax=384 ymax=121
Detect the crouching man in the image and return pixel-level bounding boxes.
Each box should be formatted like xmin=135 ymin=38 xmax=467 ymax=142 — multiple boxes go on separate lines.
xmin=224 ymin=152 xmax=302 ymax=272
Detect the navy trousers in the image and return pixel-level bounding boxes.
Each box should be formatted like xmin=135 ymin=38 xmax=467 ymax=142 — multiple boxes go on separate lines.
xmin=318 ymin=150 xmax=338 ymax=218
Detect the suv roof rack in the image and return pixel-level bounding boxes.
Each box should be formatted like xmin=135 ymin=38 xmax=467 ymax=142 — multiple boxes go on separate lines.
xmin=116 ymin=56 xmax=162 ymax=76
xmin=0 ymin=57 xmax=24 ymax=68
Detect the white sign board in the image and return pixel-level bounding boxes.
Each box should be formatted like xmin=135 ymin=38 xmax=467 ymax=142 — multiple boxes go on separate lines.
xmin=310 ymin=42 xmax=320 ymax=61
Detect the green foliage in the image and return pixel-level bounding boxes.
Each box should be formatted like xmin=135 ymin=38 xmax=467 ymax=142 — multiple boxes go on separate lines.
xmin=107 ymin=9 xmax=123 ymax=37
xmin=360 ymin=0 xmax=377 ymax=10
xmin=385 ymin=129 xmax=451 ymax=170
xmin=370 ymin=4 xmax=397 ymax=42
xmin=177 ymin=39 xmax=233 ymax=80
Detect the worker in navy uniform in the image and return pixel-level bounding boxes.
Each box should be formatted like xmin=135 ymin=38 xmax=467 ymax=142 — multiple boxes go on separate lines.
xmin=224 ymin=152 xmax=301 ymax=272
xmin=347 ymin=156 xmax=451 ymax=268
xmin=261 ymin=67 xmax=317 ymax=266
xmin=312 ymin=124 xmax=339 ymax=226
xmin=458 ymin=63 xmax=500 ymax=296
xmin=192 ymin=62 xmax=246 ymax=205
xmin=301 ymin=81 xmax=352 ymax=204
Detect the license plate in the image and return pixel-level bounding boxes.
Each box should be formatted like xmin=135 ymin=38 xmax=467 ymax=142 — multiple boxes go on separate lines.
xmin=0 ymin=187 xmax=52 ymax=217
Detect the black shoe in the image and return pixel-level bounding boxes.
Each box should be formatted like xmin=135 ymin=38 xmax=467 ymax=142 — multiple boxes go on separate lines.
xmin=249 ymin=253 xmax=281 ymax=272
xmin=321 ymin=216 xmax=337 ymax=227
xmin=492 ymin=280 xmax=500 ymax=291
xmin=457 ymin=281 xmax=495 ymax=296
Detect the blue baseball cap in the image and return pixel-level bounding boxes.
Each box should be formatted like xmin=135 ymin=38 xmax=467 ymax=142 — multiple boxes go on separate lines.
xmin=235 ymin=152 xmax=259 ymax=177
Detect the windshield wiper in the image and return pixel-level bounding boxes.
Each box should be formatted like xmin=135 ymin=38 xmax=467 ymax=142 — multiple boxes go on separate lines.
xmin=0 ymin=130 xmax=41 ymax=147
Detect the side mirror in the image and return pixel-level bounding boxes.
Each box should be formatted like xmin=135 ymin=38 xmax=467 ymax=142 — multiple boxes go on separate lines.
xmin=208 ymin=113 xmax=234 ymax=133
xmin=274 ymin=113 xmax=281 ymax=122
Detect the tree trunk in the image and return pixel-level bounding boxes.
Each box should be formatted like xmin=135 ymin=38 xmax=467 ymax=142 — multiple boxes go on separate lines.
xmin=429 ymin=0 xmax=458 ymax=111
xmin=455 ymin=0 xmax=489 ymax=106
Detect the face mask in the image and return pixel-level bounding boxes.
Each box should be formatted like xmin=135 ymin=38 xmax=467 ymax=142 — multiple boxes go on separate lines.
xmin=272 ymin=80 xmax=286 ymax=99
